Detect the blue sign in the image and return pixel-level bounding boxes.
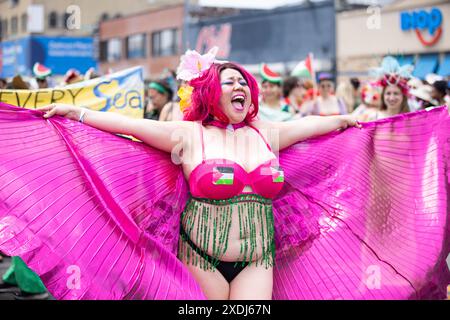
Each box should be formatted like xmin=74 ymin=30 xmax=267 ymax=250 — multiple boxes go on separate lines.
xmin=401 ymin=7 xmax=442 ymax=35
xmin=0 ymin=38 xmax=31 ymax=77
xmin=0 ymin=36 xmax=97 ymax=78
xmin=30 ymin=36 xmax=97 ymax=75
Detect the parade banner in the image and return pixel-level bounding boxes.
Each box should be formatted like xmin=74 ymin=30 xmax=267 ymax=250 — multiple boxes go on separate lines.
xmin=0 ymin=66 xmax=144 ymax=119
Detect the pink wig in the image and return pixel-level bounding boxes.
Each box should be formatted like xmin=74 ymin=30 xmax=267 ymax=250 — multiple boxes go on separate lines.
xmin=183 ymin=62 xmax=259 ymax=123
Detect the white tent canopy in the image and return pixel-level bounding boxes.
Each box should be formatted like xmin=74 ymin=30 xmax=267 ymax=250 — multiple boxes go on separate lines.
xmin=198 ymin=0 xmax=308 ymax=10
xmin=197 ymin=0 xmax=393 ymax=10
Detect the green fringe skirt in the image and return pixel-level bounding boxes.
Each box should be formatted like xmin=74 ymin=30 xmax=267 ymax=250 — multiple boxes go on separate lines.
xmin=178 ymin=194 xmax=275 ymax=271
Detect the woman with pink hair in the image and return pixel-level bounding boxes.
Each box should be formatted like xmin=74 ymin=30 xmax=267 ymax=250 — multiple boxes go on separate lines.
xmin=33 ymin=58 xmax=360 ymax=299
xmin=0 ymin=49 xmax=448 ymax=300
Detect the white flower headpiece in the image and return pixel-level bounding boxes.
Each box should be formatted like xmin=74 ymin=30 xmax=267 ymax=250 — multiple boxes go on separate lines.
xmin=176 ymin=46 xmax=228 ymax=81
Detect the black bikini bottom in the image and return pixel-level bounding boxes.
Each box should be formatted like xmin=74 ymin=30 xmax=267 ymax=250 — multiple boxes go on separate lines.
xmin=179 ymin=224 xmax=250 ymax=283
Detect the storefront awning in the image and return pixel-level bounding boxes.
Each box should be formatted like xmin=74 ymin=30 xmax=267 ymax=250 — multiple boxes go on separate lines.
xmin=396 ymin=55 xmax=414 ymax=66
xmin=437 ymin=53 xmax=450 ymax=77
xmin=413 ymin=54 xmax=438 ymax=80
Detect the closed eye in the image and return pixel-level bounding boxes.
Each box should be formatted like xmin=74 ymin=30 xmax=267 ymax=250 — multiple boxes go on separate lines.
xmin=221 ymin=79 xmax=248 ymax=86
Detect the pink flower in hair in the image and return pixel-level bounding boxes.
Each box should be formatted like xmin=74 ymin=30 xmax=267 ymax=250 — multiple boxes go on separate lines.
xmin=176 ymin=47 xmax=219 ymax=81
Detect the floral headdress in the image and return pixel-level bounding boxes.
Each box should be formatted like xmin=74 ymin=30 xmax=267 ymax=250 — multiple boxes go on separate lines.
xmin=176 ymin=47 xmax=224 ymax=112
xmin=361 ymin=82 xmax=382 ymax=105
xmin=371 ymin=56 xmax=414 ymax=96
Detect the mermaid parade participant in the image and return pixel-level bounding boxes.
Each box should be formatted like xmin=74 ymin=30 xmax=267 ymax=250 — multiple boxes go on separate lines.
xmin=0 ymin=47 xmax=448 ymax=300
xmin=304 ymin=72 xmax=348 ymax=116
xmin=258 ymin=64 xmax=293 ymax=121
xmin=143 ymin=79 xmax=173 ymax=120
xmin=281 ymin=76 xmax=307 ymax=116
xmin=0 ymin=47 xmax=360 ymax=299
xmin=372 ymin=56 xmax=413 ymax=119
xmin=36 ymin=55 xmax=360 ymax=299
xmin=352 ymin=82 xmax=382 ymax=122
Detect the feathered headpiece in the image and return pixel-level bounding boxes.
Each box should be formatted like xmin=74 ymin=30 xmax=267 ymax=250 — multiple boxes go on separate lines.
xmin=371 ymin=56 xmax=414 ymax=96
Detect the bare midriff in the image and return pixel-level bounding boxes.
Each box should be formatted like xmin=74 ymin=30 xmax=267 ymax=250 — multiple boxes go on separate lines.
xmin=178 ymin=193 xmax=275 ymax=271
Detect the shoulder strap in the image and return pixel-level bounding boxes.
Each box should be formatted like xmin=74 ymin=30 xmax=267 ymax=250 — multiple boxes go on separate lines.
xmin=247 ymin=124 xmax=272 ymax=152
xmin=198 ymin=122 xmax=206 ymax=162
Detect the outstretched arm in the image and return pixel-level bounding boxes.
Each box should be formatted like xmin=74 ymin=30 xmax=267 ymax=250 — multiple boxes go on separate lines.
xmin=39 ymin=104 xmax=191 ymax=153
xmin=254 ymin=115 xmax=361 ymax=151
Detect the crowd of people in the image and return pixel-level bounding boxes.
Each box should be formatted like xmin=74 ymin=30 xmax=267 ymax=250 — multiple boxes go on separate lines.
xmin=0 ymin=64 xmax=100 ymax=92
xmin=1 ymin=56 xmax=448 ymax=125
xmin=141 ymin=56 xmax=449 ymax=124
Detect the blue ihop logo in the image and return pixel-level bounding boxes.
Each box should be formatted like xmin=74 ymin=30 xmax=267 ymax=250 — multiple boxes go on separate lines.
xmin=400 ymin=7 xmax=443 ymax=46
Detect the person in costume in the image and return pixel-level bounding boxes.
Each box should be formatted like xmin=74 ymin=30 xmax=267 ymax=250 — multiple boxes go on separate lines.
xmin=33 ymin=63 xmax=52 ymax=89
xmin=352 ymin=82 xmax=382 ymax=122
xmin=258 ymin=64 xmax=293 ymax=121
xmin=410 ymin=85 xmax=438 ymax=111
xmin=281 ymin=76 xmax=307 ymax=116
xmin=304 ymin=72 xmax=348 ymax=116
xmin=14 ymin=47 xmax=360 ymax=300
xmin=61 ymin=69 xmax=83 ymax=87
xmin=0 ymin=47 xmax=448 ymax=300
xmin=144 ymin=79 xmax=173 ymax=121
xmin=431 ymin=80 xmax=448 ymax=107
xmin=369 ymin=56 xmax=413 ymax=119
xmin=159 ymin=72 xmax=184 ymax=122
xmin=378 ymin=83 xmax=409 ymax=118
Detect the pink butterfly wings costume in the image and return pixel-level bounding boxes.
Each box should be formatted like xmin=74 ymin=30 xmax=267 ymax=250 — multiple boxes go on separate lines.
xmin=0 ymin=102 xmax=449 ymax=299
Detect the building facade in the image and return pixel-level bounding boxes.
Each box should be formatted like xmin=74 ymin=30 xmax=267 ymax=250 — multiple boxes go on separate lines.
xmin=0 ymin=0 xmax=181 ymax=77
xmin=337 ymin=0 xmax=450 ymax=81
xmin=97 ymin=1 xmax=336 ymax=80
xmin=186 ymin=0 xmax=336 ymax=75
xmin=0 ymin=0 xmax=181 ymax=41
xmin=98 ymin=4 xmax=184 ymax=79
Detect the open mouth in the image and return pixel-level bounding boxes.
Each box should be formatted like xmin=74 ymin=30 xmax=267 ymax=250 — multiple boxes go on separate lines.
xmin=231 ymin=94 xmax=246 ymax=111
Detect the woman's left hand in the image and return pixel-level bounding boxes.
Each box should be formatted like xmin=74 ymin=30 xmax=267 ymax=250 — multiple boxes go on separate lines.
xmin=338 ymin=115 xmax=363 ymax=129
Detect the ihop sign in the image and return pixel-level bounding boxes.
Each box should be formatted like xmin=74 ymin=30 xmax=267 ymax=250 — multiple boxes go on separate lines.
xmin=400 ymin=7 xmax=443 ymax=47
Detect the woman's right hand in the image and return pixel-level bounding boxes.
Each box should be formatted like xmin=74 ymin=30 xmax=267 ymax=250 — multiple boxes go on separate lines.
xmin=38 ymin=104 xmax=82 ymax=121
